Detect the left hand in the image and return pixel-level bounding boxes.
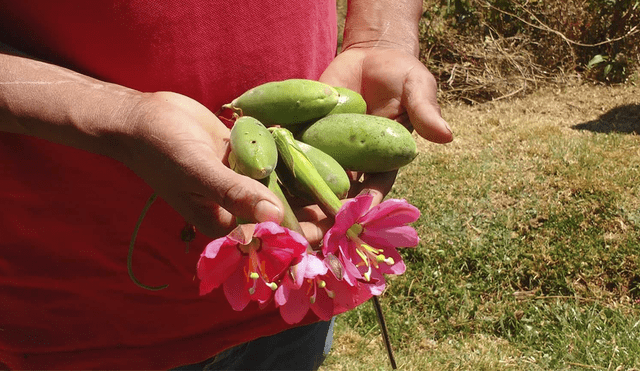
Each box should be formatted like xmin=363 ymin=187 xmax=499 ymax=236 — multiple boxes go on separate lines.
xmin=319 ymin=46 xmax=453 ymax=204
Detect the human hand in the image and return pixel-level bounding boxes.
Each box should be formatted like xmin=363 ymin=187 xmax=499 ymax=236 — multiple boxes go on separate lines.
xmin=319 ymin=46 xmax=453 ymax=203
xmin=116 ymin=92 xmax=286 ymax=238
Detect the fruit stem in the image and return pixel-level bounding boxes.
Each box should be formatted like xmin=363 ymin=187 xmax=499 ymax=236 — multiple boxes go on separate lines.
xmin=270 ymin=127 xmax=343 ymax=217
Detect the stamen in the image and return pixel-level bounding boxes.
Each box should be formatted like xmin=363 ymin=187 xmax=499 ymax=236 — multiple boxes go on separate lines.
xmin=309 ymin=279 xmax=319 ymax=304
xmin=356 ymin=248 xmax=370 ymax=267
xmin=364 ymin=270 xmax=371 ymax=281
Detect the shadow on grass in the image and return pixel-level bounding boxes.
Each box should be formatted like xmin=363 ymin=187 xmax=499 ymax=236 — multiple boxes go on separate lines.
xmin=572 ymin=103 xmax=640 ymax=134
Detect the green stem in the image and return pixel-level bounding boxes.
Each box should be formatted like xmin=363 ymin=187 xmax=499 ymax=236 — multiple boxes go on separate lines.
xmin=270 ymin=127 xmax=343 ymax=217
xmin=372 ymin=296 xmax=397 ymax=369
xmin=260 ymin=171 xmax=305 ymax=237
xmin=127 ymin=193 xmax=169 ymax=291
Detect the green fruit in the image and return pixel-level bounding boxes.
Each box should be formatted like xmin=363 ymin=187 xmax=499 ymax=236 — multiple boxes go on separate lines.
xmin=299 ymin=113 xmax=417 ymax=173
xmin=278 ymin=140 xmax=351 ymax=200
xmin=228 ymin=79 xmax=339 ymax=126
xmin=270 ymin=127 xmax=343 ymax=213
xmin=296 ymin=140 xmax=351 ymax=199
xmin=229 ymin=116 xmax=278 ymax=179
xmin=327 ymin=87 xmax=367 ymax=115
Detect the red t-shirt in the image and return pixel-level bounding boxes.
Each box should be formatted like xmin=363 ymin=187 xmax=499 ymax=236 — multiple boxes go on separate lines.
xmin=0 ymin=1 xmax=360 ymax=369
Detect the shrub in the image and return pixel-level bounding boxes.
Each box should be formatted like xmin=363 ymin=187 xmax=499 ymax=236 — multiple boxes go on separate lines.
xmin=420 ymin=0 xmax=640 ymax=102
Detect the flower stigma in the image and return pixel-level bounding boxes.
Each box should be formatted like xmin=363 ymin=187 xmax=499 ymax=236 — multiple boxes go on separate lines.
xmin=241 ymin=238 xmax=277 ymax=295
xmin=345 ymin=224 xmax=395 ymax=281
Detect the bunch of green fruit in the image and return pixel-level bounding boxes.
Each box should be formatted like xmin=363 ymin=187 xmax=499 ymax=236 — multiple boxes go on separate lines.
xmin=223 ymin=79 xmax=418 ymax=209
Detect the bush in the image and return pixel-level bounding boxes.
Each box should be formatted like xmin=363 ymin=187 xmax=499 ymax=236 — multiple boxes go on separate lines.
xmin=420 ymin=0 xmax=640 ymax=103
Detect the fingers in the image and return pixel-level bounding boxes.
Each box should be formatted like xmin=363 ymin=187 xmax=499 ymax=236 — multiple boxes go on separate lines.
xmin=299 ymin=220 xmax=331 ymax=248
xmin=296 ymin=205 xmax=333 ymax=248
xmin=347 ymin=170 xmax=397 ymax=206
xmin=207 ymin=164 xmax=284 ymax=224
xmin=402 ymin=65 xmax=453 ymax=143
xmin=144 ymin=92 xmax=286 ymax=238
xmin=161 ymin=165 xmax=285 ymax=238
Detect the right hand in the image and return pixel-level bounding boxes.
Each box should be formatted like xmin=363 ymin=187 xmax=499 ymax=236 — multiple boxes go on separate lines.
xmin=116 ymin=91 xmax=285 ymax=238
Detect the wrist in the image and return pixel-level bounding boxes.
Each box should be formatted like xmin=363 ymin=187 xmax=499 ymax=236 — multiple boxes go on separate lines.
xmin=342 ymin=0 xmax=421 ymax=56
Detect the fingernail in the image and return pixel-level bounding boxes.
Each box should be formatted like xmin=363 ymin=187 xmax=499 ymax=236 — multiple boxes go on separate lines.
xmin=357 ymin=188 xmax=376 ymax=197
xmin=443 ymin=118 xmax=453 ymax=135
xmin=255 ymin=200 xmax=282 ymax=223
xmin=358 ymin=188 xmax=384 ymax=205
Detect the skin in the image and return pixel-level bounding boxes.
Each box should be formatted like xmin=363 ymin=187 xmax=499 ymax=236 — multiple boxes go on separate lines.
xmin=0 ymin=0 xmax=452 ymax=246
xmin=306 ymin=0 xmax=454 ymax=241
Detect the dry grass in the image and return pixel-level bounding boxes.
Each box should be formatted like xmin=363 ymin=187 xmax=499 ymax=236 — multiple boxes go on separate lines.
xmin=323 ymin=327 xmax=546 ymax=371
xmin=419 ymin=0 xmax=640 ymax=103
xmin=323 ymin=82 xmax=640 ymax=370
xmin=328 ymin=3 xmax=640 ymax=369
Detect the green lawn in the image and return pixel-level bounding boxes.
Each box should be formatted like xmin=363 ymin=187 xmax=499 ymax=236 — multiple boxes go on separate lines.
xmin=321 ymin=83 xmax=640 ymax=370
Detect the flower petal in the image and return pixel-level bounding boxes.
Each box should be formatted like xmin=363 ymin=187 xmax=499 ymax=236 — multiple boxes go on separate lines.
xmin=325 ymin=273 xmax=368 ymax=311
xmin=304 ymin=253 xmax=329 ymax=278
xmin=200 ymin=236 xmax=235 ymax=259
xmin=384 ymin=259 xmax=406 ymax=276
xmin=223 ymin=265 xmax=252 ymax=311
xmin=197 ymin=245 xmax=242 ymax=295
xmin=278 ymin=283 xmax=312 ymax=324
xmin=274 ymin=277 xmax=292 ymax=306
xmin=324 ymin=219 xmax=358 ymax=255
xmin=227 ymin=223 xmax=257 ymax=245
xmin=253 ymin=221 xmax=286 ymax=236
xmin=361 ymin=225 xmax=419 ymax=249
xmin=338 ymin=246 xmax=363 ymax=285
xmin=358 ymin=198 xmax=420 ymax=229
xmin=310 ymin=288 xmax=335 ymax=321
xmin=253 ymin=278 xmax=274 ymax=305
xmin=366 ymin=274 xmax=386 ymax=296
xmin=258 ymin=248 xmax=297 ymax=280
xmin=332 ymin=194 xmax=373 ymax=233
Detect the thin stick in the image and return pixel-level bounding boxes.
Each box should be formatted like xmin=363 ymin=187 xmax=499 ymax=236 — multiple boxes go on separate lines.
xmin=371 ymin=296 xmax=397 ymax=369
xmin=127 ymin=193 xmax=169 ymax=291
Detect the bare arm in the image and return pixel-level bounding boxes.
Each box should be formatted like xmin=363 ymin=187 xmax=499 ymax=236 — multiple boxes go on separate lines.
xmin=0 ymin=50 xmax=142 ymax=160
xmin=0 ymin=49 xmax=285 ymax=238
xmin=343 ymin=0 xmax=422 ymax=56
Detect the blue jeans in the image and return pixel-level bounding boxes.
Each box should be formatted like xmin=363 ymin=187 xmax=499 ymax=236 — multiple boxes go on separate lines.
xmin=173 ymin=318 xmax=335 ymax=371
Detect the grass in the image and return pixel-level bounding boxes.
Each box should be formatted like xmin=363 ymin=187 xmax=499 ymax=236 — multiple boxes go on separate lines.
xmin=320 ymin=83 xmax=640 ymax=370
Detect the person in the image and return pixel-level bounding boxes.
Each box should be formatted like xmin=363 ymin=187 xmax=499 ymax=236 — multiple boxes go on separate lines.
xmin=0 ymin=0 xmax=452 ymax=369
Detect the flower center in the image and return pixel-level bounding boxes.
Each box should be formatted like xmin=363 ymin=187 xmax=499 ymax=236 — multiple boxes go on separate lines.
xmin=238 ymin=238 xmax=261 ymax=255
xmin=241 ymin=238 xmax=278 ymax=294
xmin=345 ymin=223 xmax=395 ymax=281
xmin=305 ymin=278 xmax=335 ymax=304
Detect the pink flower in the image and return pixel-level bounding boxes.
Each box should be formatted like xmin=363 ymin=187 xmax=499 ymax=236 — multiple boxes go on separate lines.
xmin=275 ymin=253 xmax=364 ymax=324
xmin=197 ymin=222 xmax=308 ymax=311
xmin=323 ymin=193 xmax=420 ymax=293
xmin=275 ymin=252 xmax=331 ymax=324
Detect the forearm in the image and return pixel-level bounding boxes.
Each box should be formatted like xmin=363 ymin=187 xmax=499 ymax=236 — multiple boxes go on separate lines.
xmin=0 ymin=51 xmax=142 ymax=160
xmin=343 ymin=0 xmax=422 ymax=56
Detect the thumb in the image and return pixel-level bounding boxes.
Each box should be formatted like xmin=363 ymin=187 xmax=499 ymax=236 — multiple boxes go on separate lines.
xmin=403 ymin=66 xmax=453 ymax=144
xmin=162 ymin=160 xmax=285 ymax=239
xmin=211 ymin=165 xmax=284 ymax=225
